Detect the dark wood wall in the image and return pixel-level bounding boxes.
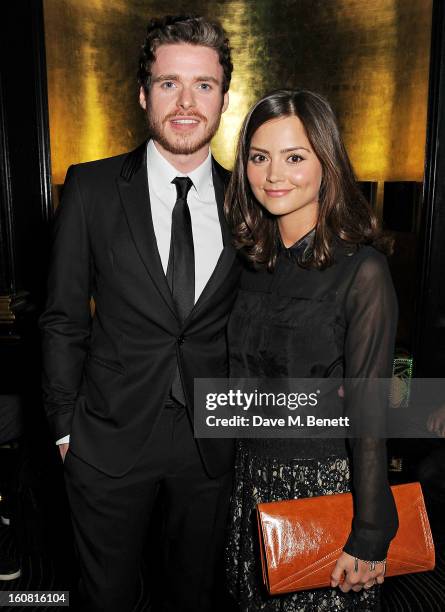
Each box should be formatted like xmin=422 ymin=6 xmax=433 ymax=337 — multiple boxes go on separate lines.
xmin=0 ymin=4 xmax=74 ymax=584
xmin=413 ymin=0 xmax=445 ymax=377
xmin=1 ymin=1 xmax=52 ymax=324
xmin=1 ymin=0 xmax=52 ymax=398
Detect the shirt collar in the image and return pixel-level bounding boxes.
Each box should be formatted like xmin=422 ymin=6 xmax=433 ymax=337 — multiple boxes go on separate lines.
xmin=146 ymin=140 xmax=213 ymax=201
xmin=278 ymin=227 xmax=316 ymax=261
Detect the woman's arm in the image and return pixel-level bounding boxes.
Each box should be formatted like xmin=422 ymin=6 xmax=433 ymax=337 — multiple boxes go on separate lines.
xmin=331 ymin=249 xmax=399 ymax=591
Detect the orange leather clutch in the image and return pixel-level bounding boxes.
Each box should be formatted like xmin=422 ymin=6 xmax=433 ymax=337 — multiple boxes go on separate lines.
xmin=257 ymin=482 xmax=435 ymax=594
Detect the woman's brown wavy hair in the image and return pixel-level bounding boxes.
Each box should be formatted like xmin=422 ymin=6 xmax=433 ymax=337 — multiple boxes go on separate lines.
xmin=224 ymin=89 xmax=391 ymax=270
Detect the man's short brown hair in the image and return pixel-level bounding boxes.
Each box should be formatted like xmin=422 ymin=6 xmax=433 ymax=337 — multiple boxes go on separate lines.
xmin=137 ymin=14 xmax=233 ymax=94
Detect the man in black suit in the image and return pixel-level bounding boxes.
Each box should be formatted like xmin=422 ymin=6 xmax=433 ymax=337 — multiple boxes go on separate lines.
xmin=40 ymin=15 xmax=240 ymax=612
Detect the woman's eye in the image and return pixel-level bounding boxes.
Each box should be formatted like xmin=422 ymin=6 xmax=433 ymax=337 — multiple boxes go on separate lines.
xmin=249 ymin=154 xmax=268 ymax=163
xmin=288 ymin=154 xmax=304 ymax=163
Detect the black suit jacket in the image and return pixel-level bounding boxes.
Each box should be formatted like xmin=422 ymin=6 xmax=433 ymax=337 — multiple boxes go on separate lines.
xmin=40 ymin=142 xmax=241 ymax=478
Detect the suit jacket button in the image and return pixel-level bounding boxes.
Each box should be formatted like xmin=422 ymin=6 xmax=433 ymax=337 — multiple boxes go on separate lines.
xmin=177 ymin=335 xmax=185 ymax=345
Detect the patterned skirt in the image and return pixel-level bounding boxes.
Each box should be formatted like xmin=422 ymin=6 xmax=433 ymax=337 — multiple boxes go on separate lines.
xmin=225 ymin=441 xmax=380 ymax=611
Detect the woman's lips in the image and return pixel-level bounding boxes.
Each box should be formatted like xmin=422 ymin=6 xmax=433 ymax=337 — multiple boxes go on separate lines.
xmin=264 ymin=189 xmax=293 ymax=197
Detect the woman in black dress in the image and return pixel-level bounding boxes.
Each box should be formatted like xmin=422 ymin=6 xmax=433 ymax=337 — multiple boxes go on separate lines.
xmin=224 ymin=89 xmax=399 ymax=611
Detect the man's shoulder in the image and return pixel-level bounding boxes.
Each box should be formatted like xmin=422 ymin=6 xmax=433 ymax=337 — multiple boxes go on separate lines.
xmin=66 ymin=143 xmax=146 ymax=183
xmin=211 ymin=156 xmax=231 ymax=185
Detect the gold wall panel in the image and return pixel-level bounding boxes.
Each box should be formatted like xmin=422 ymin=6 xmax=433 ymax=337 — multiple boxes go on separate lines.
xmin=44 ymin=0 xmax=432 ymax=185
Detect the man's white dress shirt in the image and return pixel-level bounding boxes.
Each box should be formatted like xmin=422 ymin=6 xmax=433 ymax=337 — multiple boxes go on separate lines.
xmin=146 ymin=140 xmax=223 ymax=299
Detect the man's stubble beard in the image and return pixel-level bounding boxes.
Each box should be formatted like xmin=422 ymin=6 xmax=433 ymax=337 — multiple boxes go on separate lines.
xmin=146 ymin=103 xmax=222 ymax=156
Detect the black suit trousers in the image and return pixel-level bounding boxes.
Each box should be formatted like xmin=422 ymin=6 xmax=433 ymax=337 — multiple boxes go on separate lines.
xmin=64 ymin=404 xmax=233 ymax=612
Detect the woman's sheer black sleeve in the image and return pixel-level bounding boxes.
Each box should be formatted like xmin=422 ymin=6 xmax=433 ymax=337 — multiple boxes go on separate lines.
xmin=342 ymin=249 xmax=399 ymax=561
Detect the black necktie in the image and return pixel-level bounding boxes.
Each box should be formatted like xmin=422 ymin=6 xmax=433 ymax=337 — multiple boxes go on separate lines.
xmin=167 ymin=176 xmax=194 ymax=404
xmin=166 ymin=177 xmax=195 ymax=320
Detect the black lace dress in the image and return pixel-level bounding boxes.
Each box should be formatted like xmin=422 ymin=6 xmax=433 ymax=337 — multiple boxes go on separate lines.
xmin=225 ymin=232 xmax=399 ymax=611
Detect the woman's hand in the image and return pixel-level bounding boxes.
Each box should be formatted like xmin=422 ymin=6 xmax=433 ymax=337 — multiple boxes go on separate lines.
xmin=427 ymin=405 xmax=445 ymax=437
xmin=331 ymin=551 xmax=386 ymax=592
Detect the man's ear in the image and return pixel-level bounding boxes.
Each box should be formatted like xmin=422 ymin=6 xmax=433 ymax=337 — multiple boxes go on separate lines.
xmin=139 ymin=86 xmax=147 ymax=110
xmin=221 ymin=91 xmax=229 ymax=114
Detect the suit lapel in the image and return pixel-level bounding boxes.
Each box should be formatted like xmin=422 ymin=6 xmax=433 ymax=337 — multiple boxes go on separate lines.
xmin=189 ymin=159 xmax=236 ymax=319
xmin=116 ymin=142 xmax=177 ymax=318
xmin=213 ymin=159 xmax=232 ymax=247
xmin=117 ymin=143 xmax=236 ymax=325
